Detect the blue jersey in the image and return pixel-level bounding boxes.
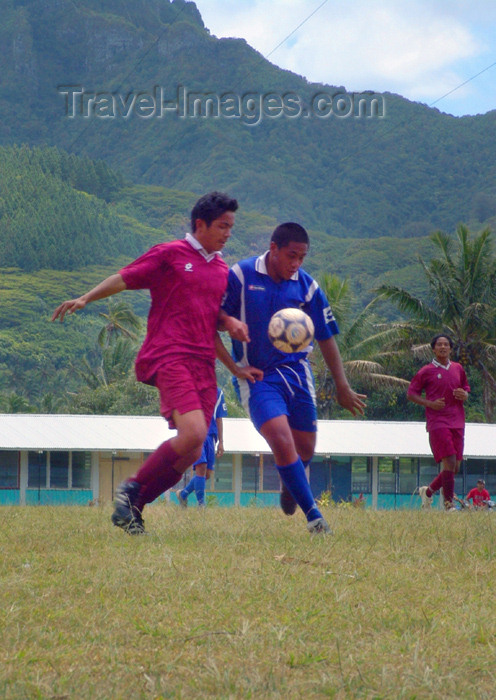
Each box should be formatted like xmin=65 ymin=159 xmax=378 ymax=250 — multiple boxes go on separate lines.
xmin=222 ymin=252 xmax=339 ymax=372
xmin=208 ymin=388 xmax=227 ymax=439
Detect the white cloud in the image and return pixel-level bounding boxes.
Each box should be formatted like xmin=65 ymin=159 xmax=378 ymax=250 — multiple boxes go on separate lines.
xmin=197 ymin=0 xmax=496 ymax=116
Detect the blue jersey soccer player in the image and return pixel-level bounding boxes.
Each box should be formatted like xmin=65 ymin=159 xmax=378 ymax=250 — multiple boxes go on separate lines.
xmin=218 ymin=222 xmax=366 ymax=534
xmin=176 ymin=387 xmax=228 ymax=507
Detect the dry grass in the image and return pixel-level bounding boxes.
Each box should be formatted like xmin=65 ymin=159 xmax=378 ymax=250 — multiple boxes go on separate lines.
xmin=1 ymin=504 xmax=496 ymax=699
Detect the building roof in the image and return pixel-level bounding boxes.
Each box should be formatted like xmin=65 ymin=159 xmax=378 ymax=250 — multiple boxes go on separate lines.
xmin=0 ymin=414 xmax=494 ymax=459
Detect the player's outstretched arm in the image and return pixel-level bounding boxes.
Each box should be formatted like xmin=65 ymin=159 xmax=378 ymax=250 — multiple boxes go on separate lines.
xmin=318 ymin=336 xmax=366 ymax=416
xmin=51 ymin=274 xmax=127 ymax=322
xmin=215 ymin=333 xmax=263 ymax=383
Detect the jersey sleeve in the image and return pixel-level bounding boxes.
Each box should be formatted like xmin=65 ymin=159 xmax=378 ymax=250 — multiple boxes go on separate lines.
xmin=408 ymin=368 xmax=425 ymax=396
xmin=460 ymin=366 xmax=470 ymax=393
xmin=215 ymin=390 xmax=228 ymax=419
xmin=119 ymin=244 xmax=168 ymax=290
xmin=221 ymin=265 xmax=242 ymax=318
xmin=305 ymin=283 xmax=339 ymax=341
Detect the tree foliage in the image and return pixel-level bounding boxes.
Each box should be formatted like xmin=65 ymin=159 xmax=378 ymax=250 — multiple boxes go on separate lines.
xmin=375 ymin=225 xmax=496 ymax=421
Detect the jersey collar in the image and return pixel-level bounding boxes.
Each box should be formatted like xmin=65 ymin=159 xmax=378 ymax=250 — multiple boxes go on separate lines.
xmin=185 ymin=232 xmax=223 ymax=262
xmin=432 ymin=358 xmax=451 ymax=370
xmin=255 ymin=251 xmax=299 ymax=280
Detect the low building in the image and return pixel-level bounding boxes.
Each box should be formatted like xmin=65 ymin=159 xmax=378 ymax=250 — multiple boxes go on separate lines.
xmin=0 ymin=414 xmax=495 ymax=508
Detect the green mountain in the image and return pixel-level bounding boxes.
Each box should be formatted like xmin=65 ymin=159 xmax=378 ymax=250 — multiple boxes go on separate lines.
xmin=2 ymin=0 xmax=496 ymax=239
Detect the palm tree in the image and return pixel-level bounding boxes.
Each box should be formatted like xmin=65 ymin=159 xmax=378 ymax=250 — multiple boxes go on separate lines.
xmin=374 ymin=225 xmax=496 ymax=421
xmin=97 ymin=299 xmax=142 ymax=349
xmin=313 ymin=273 xmax=410 ymax=417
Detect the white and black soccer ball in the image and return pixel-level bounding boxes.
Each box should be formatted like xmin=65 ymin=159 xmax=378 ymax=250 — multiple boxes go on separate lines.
xmin=268 ymin=307 xmax=315 ymax=353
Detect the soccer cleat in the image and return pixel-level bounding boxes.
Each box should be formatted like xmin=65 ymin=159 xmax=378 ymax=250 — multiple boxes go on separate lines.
xmin=111 ymin=480 xmax=146 ymax=535
xmin=176 ymin=489 xmax=188 ymax=508
xmin=307 ymin=517 xmax=332 ymax=535
xmin=444 ymin=501 xmax=458 ymax=512
xmin=418 ymin=486 xmax=433 ymax=509
xmin=280 ymin=483 xmax=297 ymax=516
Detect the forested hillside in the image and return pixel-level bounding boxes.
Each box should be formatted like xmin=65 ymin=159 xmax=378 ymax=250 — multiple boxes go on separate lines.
xmin=1 ymin=0 xmax=496 ymax=239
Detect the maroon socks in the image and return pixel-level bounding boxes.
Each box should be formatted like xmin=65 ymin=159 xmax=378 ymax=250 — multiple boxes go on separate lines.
xmin=427 ymin=470 xmax=454 ymax=502
xmin=133 ymin=440 xmax=183 ymax=511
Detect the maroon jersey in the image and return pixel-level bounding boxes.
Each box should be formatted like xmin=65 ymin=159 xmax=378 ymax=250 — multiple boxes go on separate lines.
xmin=408 ymin=360 xmax=470 ymax=431
xmin=466 ymin=487 xmax=490 ymax=506
xmin=120 ymin=238 xmax=228 ymax=384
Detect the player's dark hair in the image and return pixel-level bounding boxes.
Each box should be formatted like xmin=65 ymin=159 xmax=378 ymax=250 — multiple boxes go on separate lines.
xmin=191 ymin=191 xmax=238 ymax=232
xmin=430 ymin=333 xmax=454 ymax=349
xmin=271 ymin=222 xmax=309 ymax=249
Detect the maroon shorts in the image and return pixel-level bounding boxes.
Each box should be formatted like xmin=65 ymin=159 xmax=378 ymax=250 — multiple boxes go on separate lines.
xmin=153 ymin=357 xmax=217 ymax=429
xmin=429 ymin=427 xmax=464 ymax=463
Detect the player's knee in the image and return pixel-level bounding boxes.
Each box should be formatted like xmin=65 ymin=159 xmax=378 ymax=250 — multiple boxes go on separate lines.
xmin=176 ymin=426 xmax=207 ymax=455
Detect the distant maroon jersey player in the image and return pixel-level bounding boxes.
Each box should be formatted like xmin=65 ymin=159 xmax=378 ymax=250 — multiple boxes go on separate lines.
xmin=408 ymin=334 xmax=470 ymax=511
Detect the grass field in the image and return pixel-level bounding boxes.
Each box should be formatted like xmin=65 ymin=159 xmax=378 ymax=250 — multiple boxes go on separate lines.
xmin=2 ymin=504 xmax=496 ymax=699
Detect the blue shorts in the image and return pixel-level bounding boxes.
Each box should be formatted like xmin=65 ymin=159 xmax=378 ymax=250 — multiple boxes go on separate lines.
xmin=193 ymin=434 xmax=216 ymax=471
xmin=236 ymin=361 xmax=317 ymax=433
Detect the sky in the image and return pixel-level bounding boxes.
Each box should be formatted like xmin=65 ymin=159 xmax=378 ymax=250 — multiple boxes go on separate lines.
xmin=196 ymin=0 xmax=496 ymax=117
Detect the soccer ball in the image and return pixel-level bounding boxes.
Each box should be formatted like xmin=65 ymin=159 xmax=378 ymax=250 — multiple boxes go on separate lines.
xmin=268 ymin=308 xmax=315 ymax=353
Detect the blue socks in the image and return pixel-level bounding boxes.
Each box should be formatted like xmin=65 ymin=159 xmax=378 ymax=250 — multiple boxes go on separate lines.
xmin=181 ymin=475 xmax=206 ymax=505
xmin=277 ymin=458 xmax=321 ymax=522
xmin=193 ymin=475 xmax=206 ymax=505
xmin=180 ymin=478 xmax=195 ymax=500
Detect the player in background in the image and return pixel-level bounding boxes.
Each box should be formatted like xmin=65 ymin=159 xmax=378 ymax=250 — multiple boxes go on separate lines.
xmin=52 ymin=191 xmax=259 ymax=534
xmin=408 ymin=334 xmax=470 ymax=512
xmin=461 ymin=479 xmax=490 ymax=508
xmin=176 ymin=387 xmax=227 ymax=507
xmin=217 ymin=222 xmax=366 ymax=534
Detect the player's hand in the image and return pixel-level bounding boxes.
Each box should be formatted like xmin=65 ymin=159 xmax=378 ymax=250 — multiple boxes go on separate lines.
xmin=235 ymin=365 xmax=264 ymax=383
xmin=224 ymin=316 xmax=250 ymax=342
xmin=453 ymin=388 xmax=468 ymax=401
xmin=336 ymin=386 xmax=366 ymax=416
xmin=216 ymin=442 xmax=224 ymax=458
xmin=430 ymin=397 xmax=445 ymax=410
xmin=51 ymin=298 xmax=86 ymax=322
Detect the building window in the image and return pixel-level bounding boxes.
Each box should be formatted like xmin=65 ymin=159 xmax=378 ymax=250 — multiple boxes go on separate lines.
xmin=0 ymin=451 xmax=19 ymax=488
xmin=378 ymin=457 xmax=396 ymax=493
xmin=262 ymin=455 xmax=280 ymax=491
xmin=352 ymin=456 xmax=371 ymax=493
xmin=50 ymin=451 xmax=69 ymax=488
xmin=398 ymin=457 xmax=418 ymax=494
xmin=242 ymin=455 xmax=260 ymax=491
xmin=485 ymin=460 xmax=496 ymax=495
xmin=419 ymin=457 xmax=438 ymax=488
xmin=213 ymin=454 xmax=233 ymax=491
xmin=72 ymin=452 xmax=91 ymax=489
xmin=28 ymin=451 xmax=47 ymax=488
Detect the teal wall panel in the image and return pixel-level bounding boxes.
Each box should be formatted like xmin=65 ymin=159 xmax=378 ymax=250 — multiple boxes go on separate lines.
xmin=25 ymin=490 xmax=93 ymax=505
xmin=0 ymin=490 xmax=20 ymax=505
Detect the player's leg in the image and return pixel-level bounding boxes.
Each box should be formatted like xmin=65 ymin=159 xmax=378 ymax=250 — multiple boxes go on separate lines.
xmin=259 ymin=416 xmax=328 ymax=532
xmin=280 ymin=429 xmax=315 ymax=516
xmin=112 ymin=359 xmax=216 ymax=533
xmin=112 ymin=408 xmax=207 ymax=532
xmin=177 ymin=466 xmax=195 ymax=507
xmin=419 ymin=429 xmax=457 ymax=510
xmin=193 ymin=436 xmax=216 ymax=506
xmin=439 ymin=454 xmax=457 ymax=510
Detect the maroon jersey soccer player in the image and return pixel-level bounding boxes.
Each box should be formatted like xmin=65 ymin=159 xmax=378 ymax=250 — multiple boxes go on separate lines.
xmin=52 ymin=191 xmax=260 ymax=534
xmin=407 ymin=334 xmax=470 ymax=512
